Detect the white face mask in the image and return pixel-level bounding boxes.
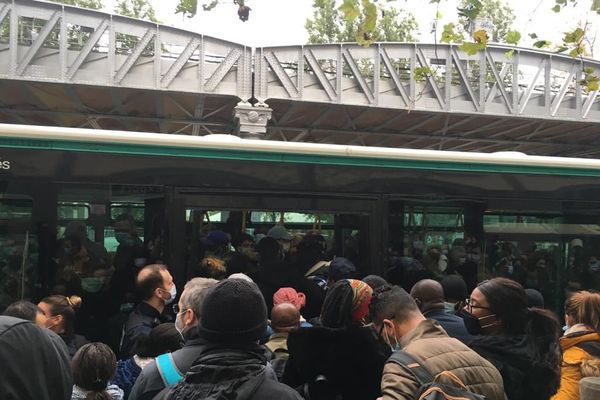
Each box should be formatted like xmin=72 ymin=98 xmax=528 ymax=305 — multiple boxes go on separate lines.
xmin=175 ymin=310 xmax=188 ymax=338
xmin=162 ymin=285 xmax=177 ymax=305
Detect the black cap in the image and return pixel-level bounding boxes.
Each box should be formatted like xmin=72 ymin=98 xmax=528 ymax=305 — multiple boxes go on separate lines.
xmin=329 ymin=257 xmax=357 ymax=282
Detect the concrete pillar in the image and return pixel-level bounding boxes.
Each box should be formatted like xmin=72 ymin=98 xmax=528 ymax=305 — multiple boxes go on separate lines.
xmin=580 ymin=377 xmax=600 ymax=400
xmin=233 ymin=102 xmax=273 ymax=139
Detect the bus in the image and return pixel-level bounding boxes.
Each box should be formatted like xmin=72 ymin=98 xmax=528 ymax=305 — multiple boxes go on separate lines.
xmin=1 ymin=122 xmax=600 ymax=312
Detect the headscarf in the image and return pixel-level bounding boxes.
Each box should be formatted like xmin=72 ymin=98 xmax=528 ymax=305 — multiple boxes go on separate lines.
xmin=348 ymin=279 xmax=373 ymax=323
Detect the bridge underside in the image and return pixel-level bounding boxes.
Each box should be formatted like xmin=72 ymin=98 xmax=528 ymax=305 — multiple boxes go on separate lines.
xmin=2 ymin=79 xmax=599 ymax=158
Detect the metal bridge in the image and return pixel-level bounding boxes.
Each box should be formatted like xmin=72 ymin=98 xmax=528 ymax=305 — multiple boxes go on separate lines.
xmin=1 ymin=0 xmax=600 ymax=157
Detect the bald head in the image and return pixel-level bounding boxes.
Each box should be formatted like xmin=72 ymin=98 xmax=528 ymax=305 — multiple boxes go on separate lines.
xmin=410 ymin=279 xmax=444 ymax=312
xmin=271 ymin=303 xmax=300 ymax=333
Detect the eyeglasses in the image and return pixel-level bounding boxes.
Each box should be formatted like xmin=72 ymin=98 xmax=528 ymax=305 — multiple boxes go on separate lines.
xmin=172 ymin=304 xmax=187 ymax=314
xmin=464 ymin=298 xmax=492 ymax=313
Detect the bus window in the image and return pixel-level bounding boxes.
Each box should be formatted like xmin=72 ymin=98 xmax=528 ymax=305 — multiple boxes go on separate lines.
xmin=57 ymin=202 xmax=93 ymax=240
xmin=0 ymin=198 xmax=36 ymax=311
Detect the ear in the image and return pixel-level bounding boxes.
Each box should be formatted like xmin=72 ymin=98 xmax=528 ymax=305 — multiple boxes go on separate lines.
xmin=185 ymin=309 xmax=197 ymax=327
xmin=55 ymin=314 xmax=65 ymax=325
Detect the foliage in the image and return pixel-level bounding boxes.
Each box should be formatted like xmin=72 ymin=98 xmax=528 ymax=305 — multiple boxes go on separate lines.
xmin=457 ymin=0 xmax=515 ymax=43
xmin=306 ymin=0 xmax=418 ymax=45
xmin=175 ymin=0 xmax=251 ymax=22
xmin=115 ymin=0 xmax=159 ymax=22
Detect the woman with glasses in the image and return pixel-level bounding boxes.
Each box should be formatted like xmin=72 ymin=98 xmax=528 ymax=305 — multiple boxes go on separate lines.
xmin=461 ymin=277 xmax=561 ymax=400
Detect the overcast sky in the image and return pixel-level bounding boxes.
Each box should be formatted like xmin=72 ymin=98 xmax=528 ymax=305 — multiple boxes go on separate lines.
xmin=103 ymin=0 xmax=600 ymax=56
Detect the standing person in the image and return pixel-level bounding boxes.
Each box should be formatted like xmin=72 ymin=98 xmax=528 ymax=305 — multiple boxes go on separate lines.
xmin=128 ymin=278 xmax=218 ymax=400
xmin=551 ymin=291 xmax=600 ymax=400
xmin=410 ymin=279 xmax=471 ymax=343
xmin=0 ymin=316 xmax=73 ymax=400
xmin=71 ymin=343 xmax=124 ymax=400
xmin=38 ymin=295 xmax=89 ymax=357
xmin=111 ymin=323 xmax=182 ymax=399
xmin=440 ymin=274 xmax=468 ymax=314
xmin=370 ymin=284 xmax=506 ymax=400
xmin=462 ymin=277 xmax=561 ymax=400
xmin=283 ymin=279 xmax=391 ymax=400
xmin=155 ymin=279 xmax=303 ymax=400
xmin=120 ymin=265 xmax=175 ymax=358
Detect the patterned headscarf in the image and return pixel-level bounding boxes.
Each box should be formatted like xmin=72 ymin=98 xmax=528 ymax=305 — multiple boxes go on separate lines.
xmin=348 ymin=279 xmax=373 ymax=323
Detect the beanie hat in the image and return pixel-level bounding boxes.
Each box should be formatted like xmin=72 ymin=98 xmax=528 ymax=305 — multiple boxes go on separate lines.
xmin=329 ymin=257 xmax=356 ymax=282
xmin=273 ymin=287 xmax=306 ymax=310
xmin=197 ymin=279 xmax=267 ymax=343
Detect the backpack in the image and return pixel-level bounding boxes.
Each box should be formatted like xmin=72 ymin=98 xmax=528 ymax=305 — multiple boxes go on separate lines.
xmin=387 ymin=351 xmax=486 ymax=400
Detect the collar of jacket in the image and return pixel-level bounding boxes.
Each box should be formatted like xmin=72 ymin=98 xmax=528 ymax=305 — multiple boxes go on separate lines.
xmin=136 ymin=301 xmax=161 ymax=319
xmin=400 ymin=319 xmax=447 ymax=348
xmin=561 ymin=328 xmax=600 ymax=351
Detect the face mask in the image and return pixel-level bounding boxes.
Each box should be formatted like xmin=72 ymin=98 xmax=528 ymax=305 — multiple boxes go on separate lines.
xmin=506 ymin=263 xmax=514 ymax=274
xmin=134 ymin=257 xmax=147 ymax=268
xmin=81 ymin=277 xmax=104 ymax=293
xmin=175 ymin=310 xmax=189 ymax=338
xmin=444 ymin=302 xmax=456 ymax=314
xmin=383 ymin=326 xmax=401 ymax=352
xmin=438 ymin=256 xmax=448 ymax=272
xmin=165 ymin=284 xmax=177 ymax=305
xmin=115 ymin=232 xmax=134 ymax=246
xmin=590 ymin=262 xmax=600 ymax=272
xmin=460 ymin=310 xmax=497 ymax=335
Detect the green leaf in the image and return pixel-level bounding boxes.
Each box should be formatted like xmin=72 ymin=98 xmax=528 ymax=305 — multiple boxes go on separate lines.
xmin=585 ymin=67 xmax=595 ymax=74
xmin=339 ymin=0 xmax=360 ymax=22
xmin=473 ymin=29 xmax=488 ymax=45
xmin=552 ymin=5 xmax=561 ymax=13
xmin=533 ymin=40 xmax=551 ymax=48
xmin=459 ymin=41 xmax=485 ymax=55
xmin=505 ymin=30 xmax=521 ymax=45
xmin=414 ymin=66 xmax=433 ymax=82
xmin=555 ymin=45 xmax=569 ymax=53
xmin=175 ymin=0 xmax=198 ymax=17
xmin=588 ymin=79 xmax=599 ymax=91
xmin=362 ymin=0 xmax=378 ymax=32
xmin=505 ymin=49 xmax=514 ymax=59
xmin=593 ymin=0 xmax=600 ymax=14
xmin=440 ymin=23 xmax=463 ymax=44
xmin=529 ymin=33 xmax=538 ymax=39
xmin=563 ymin=28 xmax=585 ymax=44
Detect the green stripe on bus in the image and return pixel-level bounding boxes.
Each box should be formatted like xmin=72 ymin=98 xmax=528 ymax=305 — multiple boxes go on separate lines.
xmin=1 ymin=137 xmax=600 ymax=177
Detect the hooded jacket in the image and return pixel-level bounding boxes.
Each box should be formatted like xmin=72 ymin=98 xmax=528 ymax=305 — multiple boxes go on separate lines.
xmin=469 ymin=333 xmax=561 ymax=400
xmin=283 ymin=325 xmax=392 ymax=400
xmin=551 ymin=324 xmax=600 ymax=400
xmin=154 ymin=344 xmax=302 ymax=400
xmin=381 ymin=319 xmax=506 ymax=400
xmin=0 ymin=316 xmax=73 ymax=400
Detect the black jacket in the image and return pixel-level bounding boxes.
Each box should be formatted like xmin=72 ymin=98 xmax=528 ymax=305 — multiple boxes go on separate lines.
xmin=423 ymin=308 xmax=472 ymax=343
xmin=129 ymin=333 xmax=210 ymax=400
xmin=469 ymin=334 xmax=561 ymax=400
xmin=154 ymin=344 xmax=302 ymax=400
xmin=120 ymin=302 xmax=169 ymax=358
xmin=283 ymin=325 xmax=392 ymax=400
xmin=0 ymin=316 xmax=73 ymax=400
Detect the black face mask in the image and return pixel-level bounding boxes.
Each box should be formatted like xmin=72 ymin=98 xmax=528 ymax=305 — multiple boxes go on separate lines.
xmin=459 ymin=309 xmax=497 ymax=335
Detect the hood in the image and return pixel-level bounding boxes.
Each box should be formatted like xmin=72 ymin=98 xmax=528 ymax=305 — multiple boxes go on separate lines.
xmin=561 ymin=328 xmax=600 ymax=351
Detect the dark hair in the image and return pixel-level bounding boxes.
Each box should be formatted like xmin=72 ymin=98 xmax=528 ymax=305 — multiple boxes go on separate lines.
xmin=64 ymin=234 xmax=83 ymax=253
xmin=362 ymin=275 xmax=388 ymax=291
xmin=115 ymin=213 xmax=136 ymax=229
xmin=369 ymin=284 xmax=419 ymax=325
xmin=40 ymin=295 xmax=82 ymax=337
xmin=232 ymin=233 xmax=254 ymax=249
xmin=320 ymin=280 xmax=354 ymax=328
xmin=134 ymin=323 xmax=182 ymax=357
xmin=3 ymin=300 xmax=42 ymax=322
xmin=136 ymin=264 xmax=167 ymax=301
xmin=72 ymin=342 xmax=116 ymax=400
xmin=440 ymin=274 xmax=468 ymax=302
xmin=477 ymin=278 xmax=560 ymax=368
xmin=256 ymin=237 xmax=281 ymax=264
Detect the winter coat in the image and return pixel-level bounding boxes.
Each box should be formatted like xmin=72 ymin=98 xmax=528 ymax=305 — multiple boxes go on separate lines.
xmin=71 ymin=384 xmax=124 ymax=400
xmin=422 ymin=308 xmax=473 ymax=343
xmin=551 ymin=324 xmax=600 ymax=400
xmin=111 ymin=356 xmax=152 ymax=399
xmin=154 ymin=344 xmax=302 ymax=400
xmin=469 ymin=333 xmax=561 ymax=400
xmin=63 ymin=333 xmax=89 ymax=358
xmin=0 ymin=316 xmax=73 ymax=400
xmin=283 ymin=325 xmax=392 ymax=400
xmin=120 ymin=302 xmax=169 ymax=358
xmin=129 ymin=334 xmax=210 ymax=400
xmin=381 ymin=319 xmax=506 ymax=400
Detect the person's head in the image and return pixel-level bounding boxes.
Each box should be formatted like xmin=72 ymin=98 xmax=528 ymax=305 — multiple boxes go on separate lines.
xmin=38 ymin=295 xmax=82 ymax=336
xmin=271 ymin=303 xmax=301 ymax=333
xmin=328 ymin=257 xmax=357 ymax=287
xmin=174 ymin=277 xmax=218 ymax=338
xmin=65 ymin=220 xmax=87 ymax=241
xmin=321 ymin=279 xmax=373 ymax=328
xmin=267 ymin=224 xmax=293 ymax=253
xmin=197 ymin=278 xmax=267 ymax=345
xmin=362 ymin=275 xmax=388 ymax=291
xmin=136 ymin=264 xmax=175 ymax=312
xmin=3 ymin=300 xmax=47 ymax=327
xmin=114 ymin=214 xmax=137 ymax=246
xmin=71 ymin=342 xmax=117 ymax=400
xmin=233 ymin=233 xmax=257 ymax=260
xmin=197 ymin=256 xmax=227 ymax=280
xmin=256 ymin=236 xmax=283 ymax=264
xmin=410 ymin=279 xmax=444 ymax=313
xmin=525 ymin=288 xmax=545 ymax=309
xmin=201 ymin=230 xmax=230 ymax=255
xmin=440 ymin=274 xmax=468 ymax=304
xmin=369 ymin=284 xmax=424 ymax=350
xmin=63 ymin=234 xmax=84 ymax=258
xmin=134 ymin=323 xmax=182 ymax=358
xmin=273 ymin=287 xmax=306 ymax=311
xmin=564 ymin=291 xmax=600 ymax=332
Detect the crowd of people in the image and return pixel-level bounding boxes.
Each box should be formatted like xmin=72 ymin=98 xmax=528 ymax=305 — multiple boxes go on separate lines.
xmin=1 ymin=220 xmax=600 ymax=400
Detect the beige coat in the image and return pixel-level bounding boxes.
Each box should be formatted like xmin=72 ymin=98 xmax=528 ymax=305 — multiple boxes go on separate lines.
xmin=381 ymin=319 xmax=506 ymax=400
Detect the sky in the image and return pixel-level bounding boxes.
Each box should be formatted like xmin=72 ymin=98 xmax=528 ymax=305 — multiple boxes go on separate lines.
xmin=102 ymin=0 xmax=600 ymax=56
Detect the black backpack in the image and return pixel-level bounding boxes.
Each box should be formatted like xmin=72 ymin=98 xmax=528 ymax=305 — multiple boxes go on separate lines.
xmin=387 ymin=351 xmax=486 ymax=400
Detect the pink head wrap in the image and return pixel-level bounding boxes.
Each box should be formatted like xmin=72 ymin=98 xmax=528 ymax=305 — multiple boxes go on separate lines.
xmin=273 ymin=287 xmax=306 ymax=310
